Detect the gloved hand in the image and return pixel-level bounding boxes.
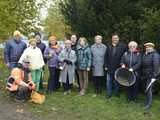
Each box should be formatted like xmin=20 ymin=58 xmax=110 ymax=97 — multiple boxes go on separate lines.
xmin=151 ymin=78 xmax=156 ymax=83
xmin=104 ymin=67 xmax=108 ymax=71
xmin=129 ymin=68 xmax=133 ymax=72
xmin=121 ymin=64 xmax=126 ymax=68
xmin=64 ymin=59 xmax=72 ymax=65
xmin=87 ymin=67 xmax=90 ymax=71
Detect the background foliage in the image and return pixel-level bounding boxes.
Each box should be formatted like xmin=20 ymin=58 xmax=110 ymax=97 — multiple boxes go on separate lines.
xmin=59 ymin=0 xmax=160 ymax=45
xmin=0 ymin=0 xmax=46 ymax=41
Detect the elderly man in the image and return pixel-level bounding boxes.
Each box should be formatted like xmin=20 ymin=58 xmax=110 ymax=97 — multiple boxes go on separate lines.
xmin=142 ymin=42 xmax=160 ymax=111
xmin=4 ymin=30 xmax=27 ymax=69
xmin=70 ymin=34 xmax=80 ymax=91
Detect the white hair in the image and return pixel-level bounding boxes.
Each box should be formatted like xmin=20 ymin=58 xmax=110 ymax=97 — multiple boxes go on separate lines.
xmin=95 ymin=35 xmax=103 ymax=40
xmin=128 ymin=41 xmax=138 ymax=48
xmin=13 ymin=30 xmax=21 ymax=36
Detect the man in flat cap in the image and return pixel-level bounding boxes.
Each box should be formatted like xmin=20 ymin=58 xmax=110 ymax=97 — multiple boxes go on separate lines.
xmin=142 ymin=42 xmax=160 ymax=111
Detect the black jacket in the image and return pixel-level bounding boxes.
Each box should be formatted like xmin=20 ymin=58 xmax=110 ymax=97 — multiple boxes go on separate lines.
xmin=104 ymin=42 xmax=127 ymax=73
xmin=142 ymin=51 xmax=160 ymax=79
xmin=121 ymin=51 xmax=141 ymax=71
xmin=37 ymin=41 xmax=47 ymax=63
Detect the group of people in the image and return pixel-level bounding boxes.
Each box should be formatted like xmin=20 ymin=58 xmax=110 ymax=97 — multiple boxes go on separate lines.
xmin=4 ymin=30 xmax=160 ymax=111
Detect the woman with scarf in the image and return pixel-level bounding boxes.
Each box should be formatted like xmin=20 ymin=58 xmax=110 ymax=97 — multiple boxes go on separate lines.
xmin=121 ymin=41 xmax=141 ymax=102
xmin=44 ymin=36 xmax=62 ymax=94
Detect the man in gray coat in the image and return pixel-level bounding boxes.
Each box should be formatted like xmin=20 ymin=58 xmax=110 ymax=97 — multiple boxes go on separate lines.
xmin=91 ymin=35 xmax=107 ymax=96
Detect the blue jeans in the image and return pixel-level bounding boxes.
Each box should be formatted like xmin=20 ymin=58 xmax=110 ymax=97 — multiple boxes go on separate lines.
xmin=9 ymin=63 xmax=18 ymax=69
xmin=106 ymin=73 xmax=120 ymax=97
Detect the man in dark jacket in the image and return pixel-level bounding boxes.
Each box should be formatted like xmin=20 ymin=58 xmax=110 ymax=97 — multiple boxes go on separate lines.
xmin=35 ymin=32 xmax=46 ymax=59
xmin=35 ymin=32 xmax=46 ymax=91
xmin=4 ymin=30 xmax=27 ymax=69
xmin=104 ymin=33 xmax=127 ymax=98
xmin=70 ymin=34 xmax=80 ymax=91
xmin=142 ymin=42 xmax=160 ymax=111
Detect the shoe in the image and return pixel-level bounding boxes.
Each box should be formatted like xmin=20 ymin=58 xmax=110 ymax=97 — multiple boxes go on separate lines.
xmin=144 ymin=105 xmax=151 ymax=111
xmin=115 ymin=94 xmax=120 ymax=98
xmin=92 ymin=94 xmax=97 ymax=98
xmin=15 ymin=98 xmax=25 ymax=103
xmin=67 ymin=90 xmax=71 ymax=94
xmin=106 ymin=95 xmax=111 ymax=99
xmin=64 ymin=91 xmax=68 ymax=95
xmin=79 ymin=90 xmax=85 ymax=96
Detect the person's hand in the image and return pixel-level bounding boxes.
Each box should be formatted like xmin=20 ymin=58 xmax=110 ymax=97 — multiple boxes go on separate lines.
xmin=87 ymin=67 xmax=90 ymax=71
xmin=48 ymin=53 xmax=53 ymax=58
xmin=129 ymin=68 xmax=133 ymax=72
xmin=6 ymin=63 xmax=10 ymax=68
xmin=151 ymin=78 xmax=156 ymax=83
xmin=64 ymin=59 xmax=72 ymax=65
xmin=121 ymin=64 xmax=125 ymax=68
xmin=104 ymin=67 xmax=108 ymax=71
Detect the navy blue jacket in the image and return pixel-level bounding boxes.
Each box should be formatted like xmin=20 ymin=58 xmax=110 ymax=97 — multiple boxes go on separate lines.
xmin=37 ymin=41 xmax=47 ymax=63
xmin=121 ymin=51 xmax=141 ymax=71
xmin=142 ymin=51 xmax=160 ymax=79
xmin=4 ymin=39 xmax=27 ymax=64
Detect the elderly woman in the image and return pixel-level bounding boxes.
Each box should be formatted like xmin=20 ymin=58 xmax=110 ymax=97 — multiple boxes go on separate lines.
xmin=58 ymin=40 xmax=77 ymax=95
xmin=19 ymin=38 xmax=45 ymax=92
xmin=44 ymin=36 xmax=61 ymax=94
xmin=142 ymin=42 xmax=160 ymax=110
xmin=77 ymin=37 xmax=92 ymax=96
xmin=91 ymin=35 xmax=106 ymax=96
xmin=121 ymin=41 xmax=141 ymax=101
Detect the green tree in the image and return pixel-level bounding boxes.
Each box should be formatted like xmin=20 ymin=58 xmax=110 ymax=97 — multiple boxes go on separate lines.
xmin=59 ymin=0 xmax=160 ymax=45
xmin=0 ymin=0 xmax=45 ymax=41
xmin=44 ymin=1 xmax=71 ymax=39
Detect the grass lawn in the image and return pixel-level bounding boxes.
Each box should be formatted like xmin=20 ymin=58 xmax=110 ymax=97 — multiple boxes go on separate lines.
xmin=0 ymin=49 xmax=160 ymax=120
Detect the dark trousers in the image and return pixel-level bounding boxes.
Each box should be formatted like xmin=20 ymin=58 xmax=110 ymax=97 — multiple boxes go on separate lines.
xmin=55 ymin=68 xmax=61 ymax=89
xmin=93 ymin=76 xmax=104 ymax=94
xmin=16 ymin=86 xmax=31 ymax=100
xmin=75 ymin=69 xmax=80 ymax=91
xmin=63 ymin=74 xmax=72 ymax=91
xmin=127 ymin=79 xmax=139 ymax=101
xmin=48 ymin=67 xmax=59 ymax=92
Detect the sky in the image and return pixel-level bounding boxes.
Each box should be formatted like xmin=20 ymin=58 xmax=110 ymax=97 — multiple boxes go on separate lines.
xmin=37 ymin=0 xmax=53 ymax=20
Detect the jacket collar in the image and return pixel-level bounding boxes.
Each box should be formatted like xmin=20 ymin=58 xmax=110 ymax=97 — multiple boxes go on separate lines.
xmin=77 ymin=43 xmax=89 ymax=50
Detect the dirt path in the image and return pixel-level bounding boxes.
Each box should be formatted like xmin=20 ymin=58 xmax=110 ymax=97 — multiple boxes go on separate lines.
xmin=0 ymin=91 xmax=42 ymax=120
